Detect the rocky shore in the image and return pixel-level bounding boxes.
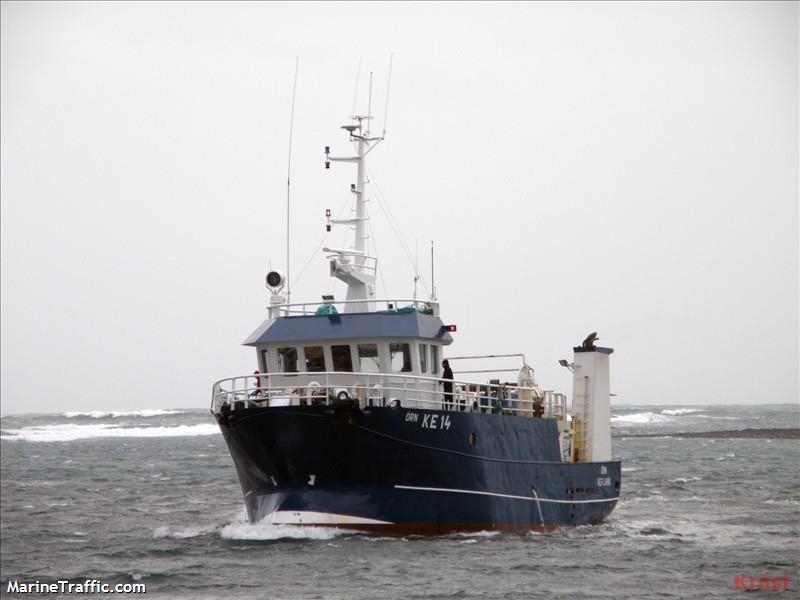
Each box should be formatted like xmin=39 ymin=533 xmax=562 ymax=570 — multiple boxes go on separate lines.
xmin=616 ymin=428 xmax=800 ymax=440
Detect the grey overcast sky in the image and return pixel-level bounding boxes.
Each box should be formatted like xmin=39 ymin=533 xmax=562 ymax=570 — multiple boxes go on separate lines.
xmin=1 ymin=1 xmax=797 ymax=415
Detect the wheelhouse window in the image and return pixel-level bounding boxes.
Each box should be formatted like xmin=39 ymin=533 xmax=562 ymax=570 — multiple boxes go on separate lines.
xmin=390 ymin=342 xmax=412 ymax=372
xmin=304 ymin=346 xmax=325 ymax=372
xmin=419 ymin=344 xmax=428 ymax=373
xmin=260 ymin=349 xmax=269 ymax=373
xmin=431 ymin=345 xmax=439 ymax=375
xmin=277 ymin=347 xmax=298 ymax=373
xmin=332 ymin=345 xmax=353 ymax=372
xmin=357 ymin=344 xmax=380 ymax=373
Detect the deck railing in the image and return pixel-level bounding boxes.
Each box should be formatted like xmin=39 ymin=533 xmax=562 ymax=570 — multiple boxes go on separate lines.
xmin=266 ymin=298 xmax=439 ymax=317
xmin=210 ymin=371 xmax=567 ymax=422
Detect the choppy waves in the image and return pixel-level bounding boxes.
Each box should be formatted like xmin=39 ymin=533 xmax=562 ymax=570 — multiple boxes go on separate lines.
xmin=2 ymin=402 xmax=798 ymax=599
xmin=1 ymin=407 xmax=216 ymax=442
xmin=612 ymin=408 xmax=727 ymax=424
xmin=611 ymin=406 xmax=759 ymax=429
xmin=660 ymin=408 xmax=702 ymax=416
xmin=1 ymin=422 xmax=218 ymax=442
xmin=63 ymin=409 xmax=185 ymax=419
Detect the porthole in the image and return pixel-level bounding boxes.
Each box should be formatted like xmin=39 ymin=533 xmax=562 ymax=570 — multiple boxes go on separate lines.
xmin=468 ymin=432 xmax=477 ymax=446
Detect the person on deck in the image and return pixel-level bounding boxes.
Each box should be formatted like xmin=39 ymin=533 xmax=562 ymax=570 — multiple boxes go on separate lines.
xmin=440 ymin=359 xmax=454 ymax=410
xmin=249 ymin=370 xmax=262 ymax=398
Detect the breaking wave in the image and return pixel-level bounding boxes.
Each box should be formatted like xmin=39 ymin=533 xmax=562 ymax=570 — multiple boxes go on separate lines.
xmin=153 ymin=524 xmax=219 ymax=539
xmin=611 ymin=412 xmax=675 ymax=425
xmin=686 ymin=415 xmax=738 ymax=420
xmin=0 ymin=423 xmax=218 ymax=443
xmin=660 ymin=408 xmax=702 ymax=416
xmin=63 ymin=409 xmax=185 ymax=419
xmin=219 ymin=515 xmax=347 ymax=541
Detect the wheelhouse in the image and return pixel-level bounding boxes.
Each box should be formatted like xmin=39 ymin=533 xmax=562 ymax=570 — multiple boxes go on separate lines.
xmin=245 ymin=303 xmax=451 ymax=381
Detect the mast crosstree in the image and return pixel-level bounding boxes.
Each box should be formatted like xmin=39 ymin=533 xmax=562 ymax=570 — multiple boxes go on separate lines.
xmin=324 ymin=115 xmax=383 ymax=313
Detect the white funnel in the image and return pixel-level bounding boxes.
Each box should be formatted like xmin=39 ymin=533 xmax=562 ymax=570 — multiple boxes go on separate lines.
xmin=571 ymin=344 xmax=613 ymax=462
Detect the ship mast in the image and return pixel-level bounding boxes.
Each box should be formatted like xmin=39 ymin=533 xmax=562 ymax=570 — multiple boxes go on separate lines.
xmin=324 ymin=106 xmax=383 ymax=313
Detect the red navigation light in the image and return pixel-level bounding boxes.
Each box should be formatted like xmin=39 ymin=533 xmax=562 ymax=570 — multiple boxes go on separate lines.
xmin=437 ymin=324 xmax=457 ymax=338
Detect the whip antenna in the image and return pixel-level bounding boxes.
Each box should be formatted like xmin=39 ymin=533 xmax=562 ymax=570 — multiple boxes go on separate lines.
xmin=351 ymin=56 xmax=362 ymax=116
xmin=382 ymin=52 xmax=393 ymax=138
xmin=367 ymin=72 xmax=373 ymax=135
xmin=431 ymin=240 xmax=436 ymax=301
xmin=413 ymin=238 xmax=419 ymax=301
xmin=286 ymin=56 xmax=299 ymax=303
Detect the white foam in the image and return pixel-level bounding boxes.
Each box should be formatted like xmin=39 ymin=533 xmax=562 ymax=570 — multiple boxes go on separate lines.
xmin=669 ymin=476 xmax=703 ymax=483
xmin=620 ymin=519 xmax=678 ymax=539
xmin=660 ymin=408 xmax=702 ymax=416
xmin=219 ymin=516 xmax=347 ymax=541
xmin=0 ymin=423 xmax=218 ymax=442
xmin=611 ymin=412 xmax=675 ymax=425
xmin=687 ymin=415 xmax=738 ymax=420
xmin=153 ymin=524 xmax=218 ymax=539
xmin=765 ymin=499 xmax=800 ymax=506
xmin=454 ymin=530 xmax=500 ymax=538
xmin=617 ymin=494 xmax=666 ymax=506
xmin=62 ymin=409 xmax=185 ymax=419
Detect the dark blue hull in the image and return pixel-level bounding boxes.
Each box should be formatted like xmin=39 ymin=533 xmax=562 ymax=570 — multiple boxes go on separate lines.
xmin=216 ymin=403 xmax=620 ymax=534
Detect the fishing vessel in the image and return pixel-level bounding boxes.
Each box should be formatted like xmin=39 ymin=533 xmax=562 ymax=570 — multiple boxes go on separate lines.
xmin=211 ymin=109 xmax=620 ymax=534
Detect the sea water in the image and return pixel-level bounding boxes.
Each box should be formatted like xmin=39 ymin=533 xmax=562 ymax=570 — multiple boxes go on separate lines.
xmin=1 ymin=404 xmax=798 ymax=599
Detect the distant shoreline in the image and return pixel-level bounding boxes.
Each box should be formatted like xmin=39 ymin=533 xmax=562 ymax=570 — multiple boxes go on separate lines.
xmin=616 ymin=428 xmax=800 ymax=440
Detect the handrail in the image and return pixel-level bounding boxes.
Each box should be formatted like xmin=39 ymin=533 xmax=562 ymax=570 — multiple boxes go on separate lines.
xmin=446 ymin=353 xmax=526 ymax=362
xmin=443 ymin=353 xmax=528 ymax=375
xmin=265 ymin=298 xmax=438 ymax=317
xmin=210 ymin=370 xmax=566 ymax=421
